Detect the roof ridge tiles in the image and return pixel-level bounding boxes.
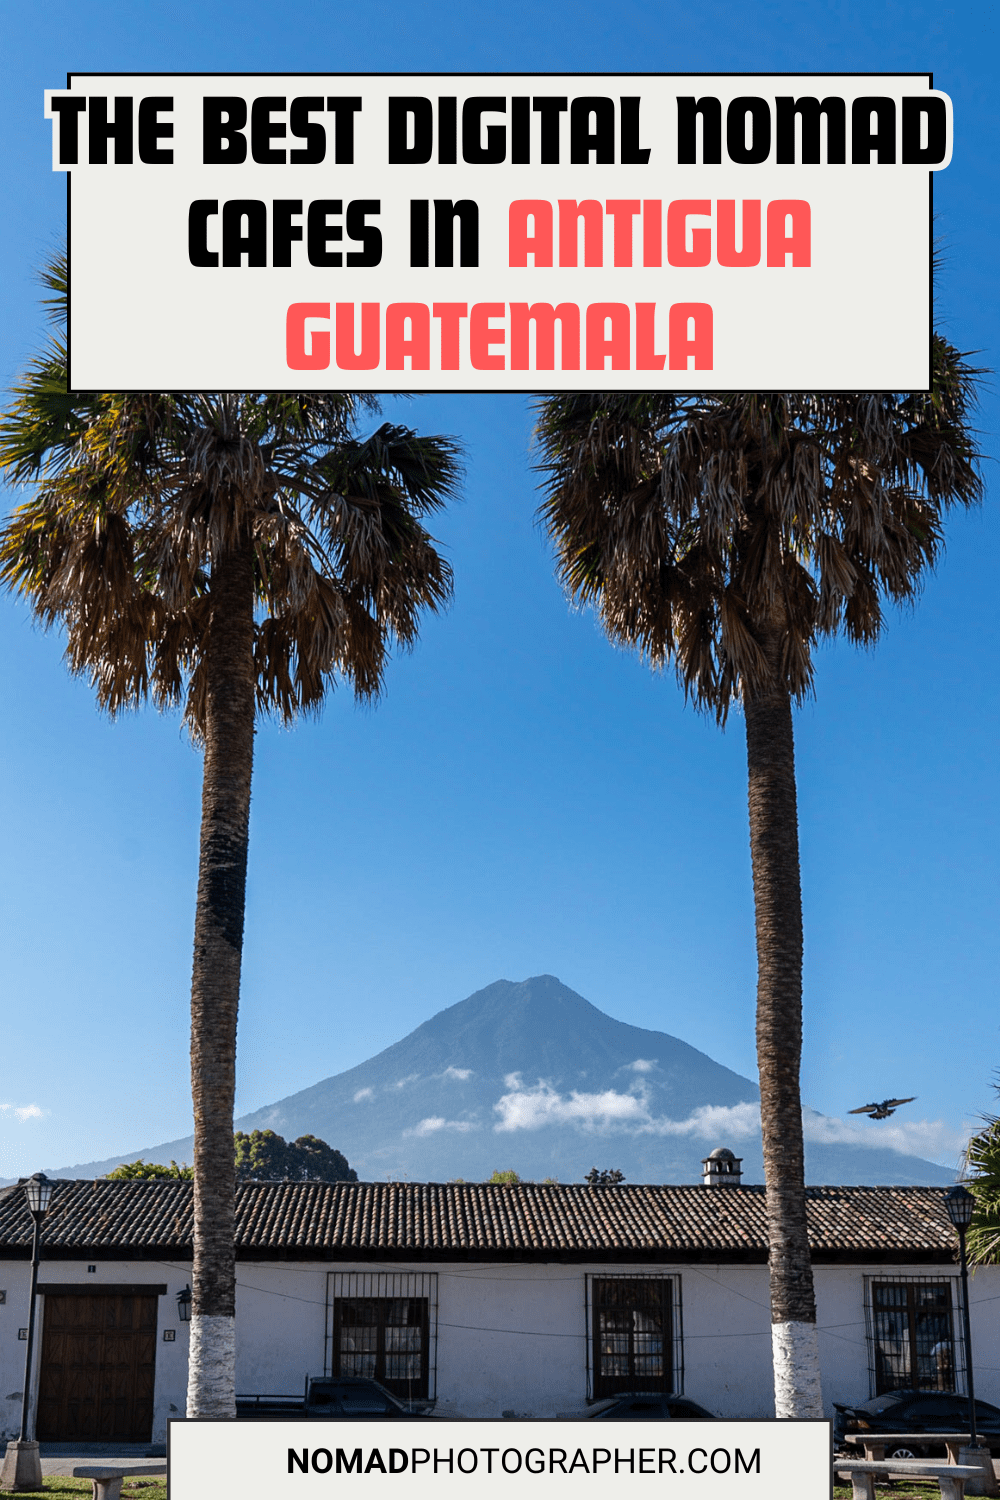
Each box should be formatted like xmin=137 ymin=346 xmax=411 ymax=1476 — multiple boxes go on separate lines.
xmin=0 ymin=1179 xmax=958 ymax=1260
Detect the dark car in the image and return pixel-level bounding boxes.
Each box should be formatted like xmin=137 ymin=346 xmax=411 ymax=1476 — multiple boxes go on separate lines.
xmin=306 ymin=1377 xmax=431 ymax=1418
xmin=237 ymin=1376 xmax=430 ymax=1420
xmin=833 ymin=1391 xmax=1000 ymax=1456
xmin=588 ymin=1394 xmax=717 ymax=1421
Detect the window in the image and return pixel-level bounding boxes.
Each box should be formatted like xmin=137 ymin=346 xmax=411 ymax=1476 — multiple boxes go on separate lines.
xmin=326 ymin=1273 xmax=437 ymax=1401
xmin=866 ymin=1280 xmax=960 ymax=1396
xmin=332 ymin=1297 xmax=428 ymax=1397
xmin=589 ymin=1277 xmax=681 ymax=1400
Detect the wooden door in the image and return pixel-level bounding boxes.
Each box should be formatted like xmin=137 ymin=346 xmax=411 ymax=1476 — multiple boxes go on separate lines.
xmin=36 ymin=1293 xmax=157 ymax=1441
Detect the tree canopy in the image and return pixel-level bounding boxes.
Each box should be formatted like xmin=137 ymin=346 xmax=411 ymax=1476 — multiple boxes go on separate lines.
xmin=536 ymin=365 xmax=982 ymax=724
xmin=233 ymin=1129 xmax=357 ymax=1182
xmin=0 ymin=259 xmax=460 ymax=736
xmin=107 ymin=1159 xmax=193 ymax=1180
xmin=106 ymin=1133 xmax=357 ymax=1183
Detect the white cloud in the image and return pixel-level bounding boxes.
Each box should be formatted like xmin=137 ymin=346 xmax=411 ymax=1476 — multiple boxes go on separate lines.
xmin=493 ymin=1081 xmax=755 ymax=1138
xmin=490 ymin=1082 xmax=966 ymax=1168
xmin=405 ymin=1117 xmax=478 ymax=1138
xmin=0 ymin=1103 xmax=45 ymax=1123
xmin=800 ymin=1108 xmax=965 ymax=1166
xmin=353 ymin=1088 xmax=374 ymax=1103
xmin=494 ymin=1081 xmax=651 ymax=1133
xmin=658 ymin=1104 xmax=963 ymax=1163
xmin=647 ymin=1102 xmax=762 ymax=1140
xmin=393 ymin=1075 xmax=419 ymax=1090
xmin=626 ymin=1059 xmax=657 ymax=1074
xmin=442 ymin=1067 xmax=473 ymax=1081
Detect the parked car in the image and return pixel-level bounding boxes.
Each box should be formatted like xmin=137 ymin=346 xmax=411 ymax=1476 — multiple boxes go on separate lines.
xmin=236 ymin=1376 xmax=431 ymax=1420
xmin=586 ymin=1394 xmax=717 ymax=1421
xmin=833 ymin=1391 xmax=1000 ymax=1455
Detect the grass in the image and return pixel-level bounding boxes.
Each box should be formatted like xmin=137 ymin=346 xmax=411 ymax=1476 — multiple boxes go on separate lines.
xmin=3 ymin=1478 xmax=941 ymax=1500
xmin=8 ymin=1481 xmax=166 ymax=1500
xmin=834 ymin=1488 xmax=943 ymax=1499
xmin=5 ymin=1478 xmax=952 ymax=1500
xmin=3 ymin=1476 xmax=941 ymax=1500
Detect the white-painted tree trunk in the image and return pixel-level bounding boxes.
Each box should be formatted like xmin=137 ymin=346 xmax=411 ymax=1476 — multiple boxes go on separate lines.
xmin=186 ymin=1314 xmax=236 ymax=1418
xmin=771 ymin=1319 xmax=824 ymax=1418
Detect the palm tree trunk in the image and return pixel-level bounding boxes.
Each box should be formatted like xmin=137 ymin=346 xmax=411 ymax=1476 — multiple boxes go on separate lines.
xmin=744 ymin=638 xmax=823 ymax=1419
xmin=186 ymin=534 xmax=255 ymax=1418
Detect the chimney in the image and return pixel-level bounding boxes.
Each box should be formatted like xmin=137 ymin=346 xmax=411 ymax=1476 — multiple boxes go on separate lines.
xmin=701 ymin=1147 xmax=742 ymax=1187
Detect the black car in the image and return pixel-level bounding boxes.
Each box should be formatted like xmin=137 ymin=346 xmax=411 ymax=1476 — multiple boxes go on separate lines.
xmin=237 ymin=1376 xmax=430 ymax=1419
xmin=588 ymin=1394 xmax=717 ymax=1421
xmin=833 ymin=1391 xmax=1000 ymax=1455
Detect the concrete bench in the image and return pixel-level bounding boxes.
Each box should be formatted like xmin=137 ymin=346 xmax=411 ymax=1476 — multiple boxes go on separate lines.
xmin=844 ymin=1434 xmax=972 ymax=1466
xmin=73 ymin=1464 xmax=166 ymax=1500
xmin=837 ymin=1459 xmax=981 ymax=1500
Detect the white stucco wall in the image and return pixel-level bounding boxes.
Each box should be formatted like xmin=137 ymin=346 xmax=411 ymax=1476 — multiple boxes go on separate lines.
xmin=234 ymin=1263 xmax=327 ymax=1399
xmin=1 ymin=1257 xmax=997 ymax=1440
xmin=433 ymin=1261 xmax=587 ymax=1417
xmin=232 ymin=1258 xmax=1000 ymax=1421
xmin=672 ymin=1263 xmax=772 ymax=1417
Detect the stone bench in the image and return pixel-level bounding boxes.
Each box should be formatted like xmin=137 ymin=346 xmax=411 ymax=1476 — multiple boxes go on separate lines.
xmin=72 ymin=1464 xmax=166 ymax=1500
xmin=844 ymin=1435 xmax=973 ymax=1466
xmin=837 ymin=1459 xmax=982 ymax=1500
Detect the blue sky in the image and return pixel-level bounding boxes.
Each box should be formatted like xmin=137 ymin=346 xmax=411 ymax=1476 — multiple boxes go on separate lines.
xmin=0 ymin=1 xmax=996 ymax=1180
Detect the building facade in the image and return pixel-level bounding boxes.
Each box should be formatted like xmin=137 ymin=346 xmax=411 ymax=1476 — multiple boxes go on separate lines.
xmin=0 ymin=1177 xmax=994 ymax=1442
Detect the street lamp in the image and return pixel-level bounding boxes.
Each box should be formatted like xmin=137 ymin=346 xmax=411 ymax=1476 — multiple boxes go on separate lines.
xmin=944 ymin=1185 xmax=978 ymax=1452
xmin=0 ymin=1173 xmax=54 ymax=1493
xmin=176 ymin=1285 xmax=192 ymax=1323
xmin=18 ymin=1174 xmax=53 ymax=1443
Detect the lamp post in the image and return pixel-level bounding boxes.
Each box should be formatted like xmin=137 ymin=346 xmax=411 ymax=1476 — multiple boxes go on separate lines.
xmin=18 ymin=1174 xmax=53 ymax=1444
xmin=0 ymin=1173 xmax=54 ymax=1493
xmin=944 ymin=1185 xmax=978 ymax=1451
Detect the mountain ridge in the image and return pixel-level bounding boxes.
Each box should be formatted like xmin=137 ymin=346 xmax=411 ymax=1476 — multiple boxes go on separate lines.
xmin=36 ymin=975 xmax=953 ymax=1186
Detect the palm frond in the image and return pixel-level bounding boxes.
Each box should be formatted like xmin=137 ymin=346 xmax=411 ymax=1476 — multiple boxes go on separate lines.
xmin=0 ymin=252 xmax=462 ymax=736
xmin=963 ymin=1085 xmax=1000 ymax=1268
xmin=535 ymin=366 xmax=983 ymax=721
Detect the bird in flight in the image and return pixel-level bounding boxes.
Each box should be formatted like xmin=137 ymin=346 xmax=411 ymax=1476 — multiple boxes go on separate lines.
xmin=849 ymin=1097 xmax=917 ymax=1120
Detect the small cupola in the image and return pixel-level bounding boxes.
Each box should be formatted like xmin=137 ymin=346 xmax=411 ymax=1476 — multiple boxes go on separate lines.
xmin=701 ymin=1146 xmax=742 ymax=1187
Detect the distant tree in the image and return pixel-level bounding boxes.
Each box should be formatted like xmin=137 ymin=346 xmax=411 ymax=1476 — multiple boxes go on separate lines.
xmin=964 ymin=1087 xmax=1000 ymax=1266
xmin=233 ymin=1130 xmax=288 ymax=1180
xmin=291 ymin=1134 xmax=357 ymax=1183
xmin=487 ymin=1169 xmax=520 ymax=1184
xmin=233 ymin=1129 xmax=357 ymax=1182
xmin=585 ymin=1168 xmax=625 ymax=1185
xmin=107 ymin=1159 xmax=193 ymax=1180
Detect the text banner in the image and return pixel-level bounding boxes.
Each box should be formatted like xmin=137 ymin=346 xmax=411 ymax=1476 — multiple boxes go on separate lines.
xmin=48 ymin=73 xmax=949 ymax=392
xmin=168 ymin=1419 xmax=832 ymax=1500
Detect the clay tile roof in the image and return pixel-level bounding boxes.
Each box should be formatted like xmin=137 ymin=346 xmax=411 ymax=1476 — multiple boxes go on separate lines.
xmin=0 ymin=1180 xmax=960 ymax=1263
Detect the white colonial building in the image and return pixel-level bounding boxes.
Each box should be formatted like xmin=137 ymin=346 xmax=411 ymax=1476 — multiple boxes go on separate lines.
xmin=0 ymin=1164 xmax=995 ymax=1444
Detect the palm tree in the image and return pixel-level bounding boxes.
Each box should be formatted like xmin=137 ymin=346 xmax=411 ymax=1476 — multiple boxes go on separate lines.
xmin=536 ymin=356 xmax=981 ymax=1416
xmin=964 ymin=1086 xmax=1000 ymax=1267
xmin=0 ymin=254 xmax=461 ymax=1418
